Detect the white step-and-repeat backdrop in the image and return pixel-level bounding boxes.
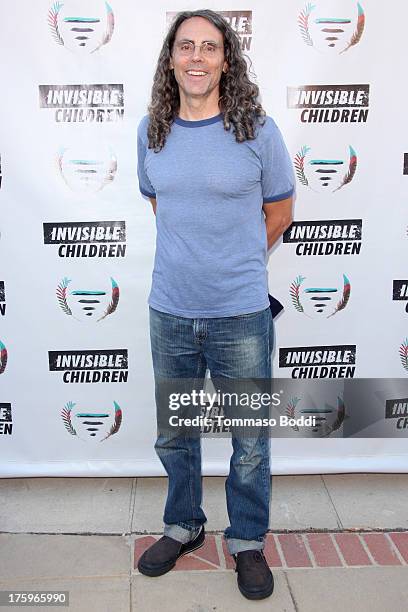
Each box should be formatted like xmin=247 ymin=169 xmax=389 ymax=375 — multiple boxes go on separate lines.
xmin=1 ymin=0 xmax=407 ymax=476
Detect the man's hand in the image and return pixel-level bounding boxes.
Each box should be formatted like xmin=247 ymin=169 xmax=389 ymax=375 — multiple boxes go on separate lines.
xmin=262 ymin=196 xmax=293 ymax=250
xmin=149 ymin=197 xmax=157 ymax=215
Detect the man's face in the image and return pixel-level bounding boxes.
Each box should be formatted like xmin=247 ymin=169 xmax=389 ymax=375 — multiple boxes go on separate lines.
xmin=170 ymin=17 xmax=228 ymax=103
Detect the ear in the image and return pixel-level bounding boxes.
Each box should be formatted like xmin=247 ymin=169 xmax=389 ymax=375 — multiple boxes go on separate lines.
xmin=169 ymin=57 xmax=174 ymax=70
xmin=223 ymin=61 xmax=228 ymax=73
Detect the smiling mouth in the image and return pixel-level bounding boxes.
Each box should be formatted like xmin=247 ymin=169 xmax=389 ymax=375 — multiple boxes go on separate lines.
xmin=186 ymin=70 xmax=208 ymax=76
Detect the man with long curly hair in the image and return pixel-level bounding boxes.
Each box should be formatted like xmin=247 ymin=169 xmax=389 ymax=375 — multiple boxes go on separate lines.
xmin=137 ymin=9 xmax=294 ymax=600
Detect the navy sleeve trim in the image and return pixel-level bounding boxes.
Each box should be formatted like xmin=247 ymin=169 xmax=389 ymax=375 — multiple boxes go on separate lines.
xmin=262 ymin=187 xmax=295 ymax=204
xmin=139 ymin=185 xmax=156 ymax=198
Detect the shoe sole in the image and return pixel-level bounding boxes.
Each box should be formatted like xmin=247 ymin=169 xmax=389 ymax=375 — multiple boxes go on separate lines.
xmin=137 ymin=529 xmax=205 ymax=577
xmin=237 ymin=577 xmax=274 ymax=600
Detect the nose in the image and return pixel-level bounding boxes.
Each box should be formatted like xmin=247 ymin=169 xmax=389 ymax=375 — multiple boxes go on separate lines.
xmin=191 ymin=45 xmax=204 ymax=61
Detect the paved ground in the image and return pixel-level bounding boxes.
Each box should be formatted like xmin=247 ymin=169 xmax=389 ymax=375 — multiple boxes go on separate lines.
xmin=0 ymin=474 xmax=408 ymax=611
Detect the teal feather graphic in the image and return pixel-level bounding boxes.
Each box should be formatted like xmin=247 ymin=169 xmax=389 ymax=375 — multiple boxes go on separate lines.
xmin=61 ymin=402 xmax=77 ymax=436
xmin=294 ymin=146 xmax=311 ymax=187
xmin=290 ymin=275 xmax=306 ymax=313
xmin=57 ymin=277 xmax=72 ymax=316
xmin=298 ymin=4 xmax=315 ymax=47
xmin=48 ymin=2 xmax=64 ymax=46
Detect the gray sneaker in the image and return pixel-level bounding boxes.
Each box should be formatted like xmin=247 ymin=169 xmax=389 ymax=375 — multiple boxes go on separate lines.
xmin=137 ymin=526 xmax=205 ymax=577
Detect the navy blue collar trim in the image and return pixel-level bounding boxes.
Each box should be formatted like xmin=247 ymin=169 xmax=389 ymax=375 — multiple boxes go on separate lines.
xmin=174 ymin=113 xmax=223 ymax=127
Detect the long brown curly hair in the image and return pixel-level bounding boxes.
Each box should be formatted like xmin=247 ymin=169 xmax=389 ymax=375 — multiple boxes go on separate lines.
xmin=147 ymin=9 xmax=265 ymax=152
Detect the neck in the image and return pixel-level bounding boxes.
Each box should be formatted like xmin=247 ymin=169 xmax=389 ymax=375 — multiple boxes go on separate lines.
xmin=178 ymin=91 xmax=221 ymax=121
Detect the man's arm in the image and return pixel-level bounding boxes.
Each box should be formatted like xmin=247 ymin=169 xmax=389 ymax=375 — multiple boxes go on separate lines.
xmin=262 ymin=196 xmax=293 ymax=250
xmin=149 ymin=197 xmax=157 ymax=215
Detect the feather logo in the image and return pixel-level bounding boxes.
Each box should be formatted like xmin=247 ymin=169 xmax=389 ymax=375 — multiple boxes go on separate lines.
xmin=102 ymin=2 xmax=115 ymax=47
xmin=57 ymin=146 xmax=117 ymax=193
xmin=331 ymin=398 xmax=346 ymax=433
xmin=101 ymin=402 xmax=122 ymax=441
xmin=298 ymin=3 xmax=315 ymax=47
xmin=294 ymin=146 xmax=311 ymax=186
xmin=290 ymin=275 xmax=306 ymax=313
xmin=342 ymin=3 xmax=365 ymax=54
xmin=286 ymin=397 xmax=301 ymax=431
xmin=61 ymin=401 xmax=77 ymax=436
xmin=56 ymin=277 xmax=119 ymax=321
xmin=400 ymin=339 xmax=408 ymax=374
xmin=48 ymin=2 xmax=64 ymax=46
xmin=98 ymin=278 xmax=120 ymax=321
xmin=61 ymin=401 xmax=122 ymax=441
xmin=57 ymin=277 xmax=72 ymax=316
xmin=286 ymin=396 xmax=346 ymax=437
xmin=290 ymin=274 xmax=351 ymax=318
xmin=0 ymin=340 xmax=7 ymax=375
xmin=295 ymin=145 xmax=357 ymax=192
xmin=298 ymin=2 xmax=364 ymax=53
xmin=48 ymin=1 xmax=114 ymax=52
xmin=327 ymin=275 xmax=351 ymax=318
xmin=333 ymin=147 xmax=358 ymax=192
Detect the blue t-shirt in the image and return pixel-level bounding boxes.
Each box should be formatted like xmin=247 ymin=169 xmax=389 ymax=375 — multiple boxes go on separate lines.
xmin=137 ymin=113 xmax=295 ymax=318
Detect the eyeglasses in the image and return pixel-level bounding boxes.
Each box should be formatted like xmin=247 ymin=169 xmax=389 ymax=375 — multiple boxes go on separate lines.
xmin=174 ymin=41 xmax=223 ymax=57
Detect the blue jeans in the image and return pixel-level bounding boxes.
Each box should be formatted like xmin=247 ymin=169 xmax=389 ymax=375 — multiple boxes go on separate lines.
xmin=149 ymin=305 xmax=273 ymax=555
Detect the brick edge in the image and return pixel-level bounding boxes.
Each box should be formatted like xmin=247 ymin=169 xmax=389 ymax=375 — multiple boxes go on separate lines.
xmin=134 ymin=531 xmax=408 ymax=571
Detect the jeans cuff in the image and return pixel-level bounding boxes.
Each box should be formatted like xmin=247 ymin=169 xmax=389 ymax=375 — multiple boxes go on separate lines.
xmin=164 ymin=523 xmax=201 ymax=544
xmin=224 ymin=537 xmax=264 ymax=555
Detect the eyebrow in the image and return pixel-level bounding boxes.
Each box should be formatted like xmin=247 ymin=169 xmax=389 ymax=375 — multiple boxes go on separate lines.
xmin=176 ymin=38 xmax=219 ymax=44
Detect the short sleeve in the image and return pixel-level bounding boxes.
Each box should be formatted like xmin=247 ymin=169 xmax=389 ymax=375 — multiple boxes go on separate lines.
xmin=257 ymin=117 xmax=295 ymax=203
xmin=137 ymin=115 xmax=156 ymax=199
